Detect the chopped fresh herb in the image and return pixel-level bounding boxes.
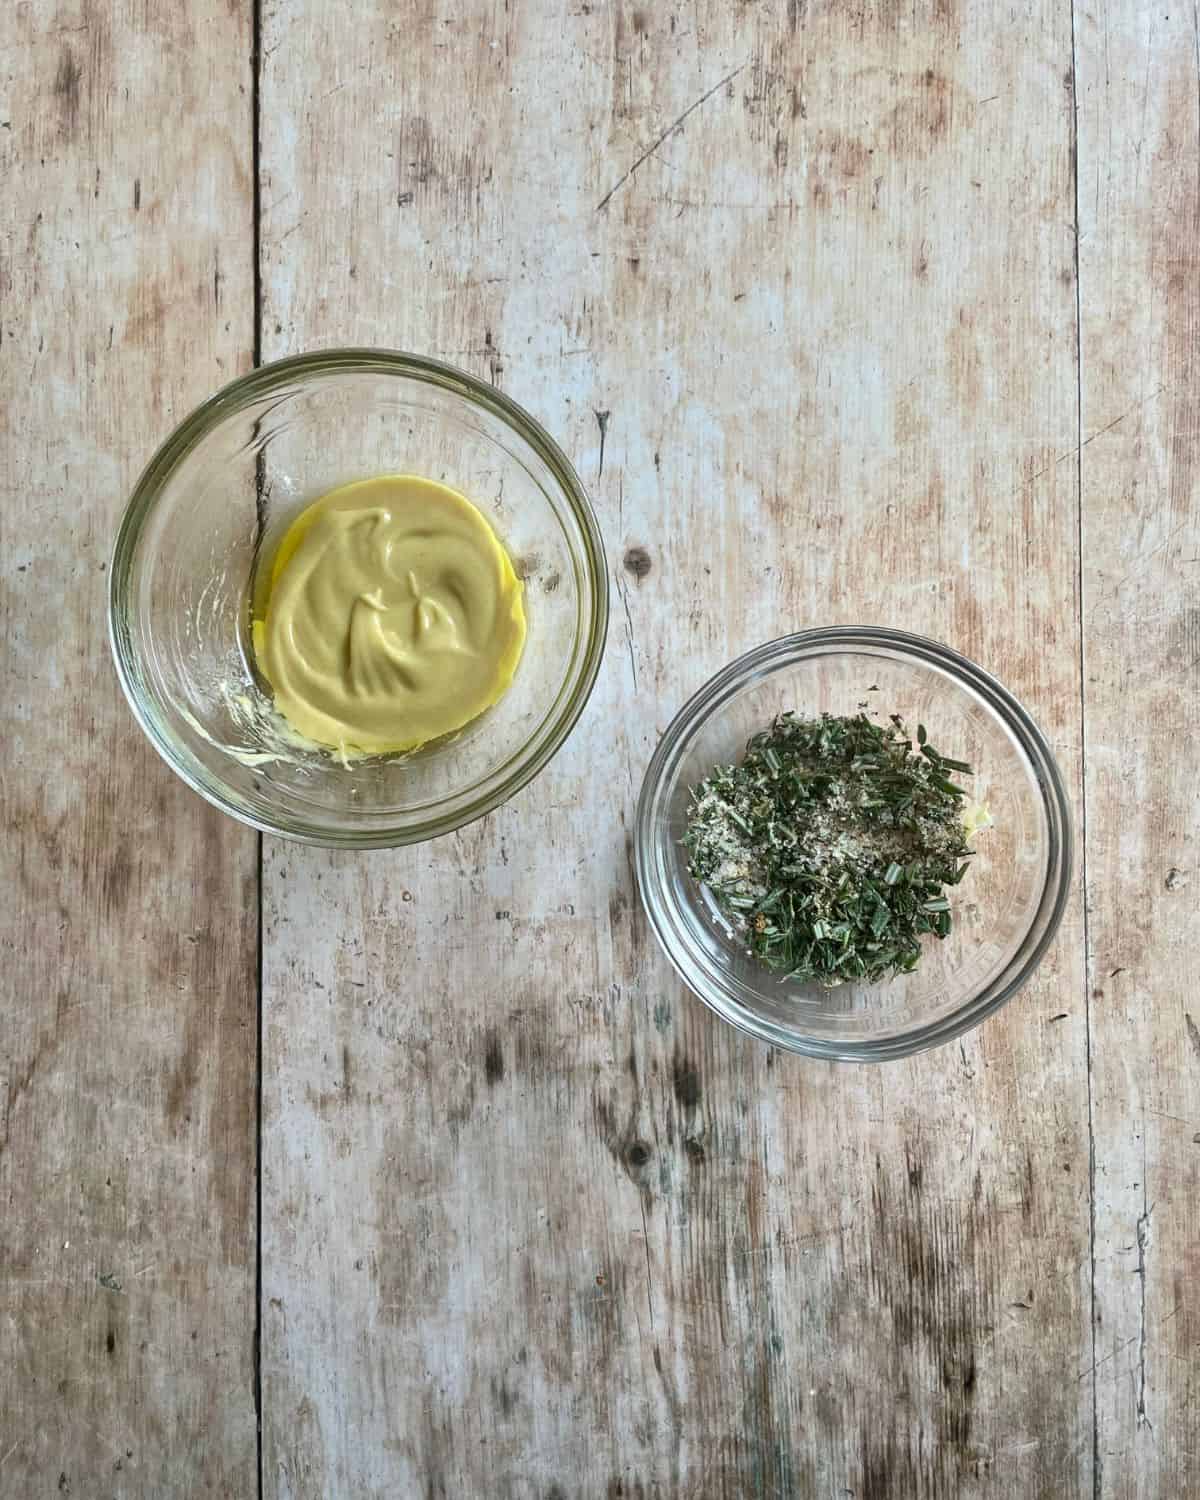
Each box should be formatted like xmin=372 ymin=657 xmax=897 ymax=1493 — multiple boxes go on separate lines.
xmin=683 ymin=711 xmax=978 ymax=986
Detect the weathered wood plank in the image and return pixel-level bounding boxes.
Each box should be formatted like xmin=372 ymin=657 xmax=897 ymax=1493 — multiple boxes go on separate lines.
xmin=0 ymin=3 xmax=258 ymax=1494
xmin=1076 ymin=3 xmax=1200 ymax=1493
xmin=260 ymin=2 xmax=1089 ymax=1495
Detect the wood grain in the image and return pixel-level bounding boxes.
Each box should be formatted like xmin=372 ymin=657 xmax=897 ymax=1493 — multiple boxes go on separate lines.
xmin=1076 ymin=2 xmax=1200 ymax=1493
xmin=259 ymin=2 xmax=1090 ymax=1495
xmin=0 ymin=2 xmax=258 ymax=1494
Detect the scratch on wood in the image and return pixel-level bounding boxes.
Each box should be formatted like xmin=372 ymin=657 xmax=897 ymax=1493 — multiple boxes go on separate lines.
xmin=616 ymin=573 xmax=638 ymax=691
xmin=1135 ymin=1196 xmax=1153 ymax=1429
xmin=0 ymin=1047 xmax=42 ymax=1158
xmin=595 ymin=61 xmax=747 ymax=212
xmin=639 ymin=1195 xmax=655 ymax=1329
xmin=1077 ymin=1331 xmax=1139 ymax=1381
xmin=1013 ymin=384 xmax=1168 ymax=499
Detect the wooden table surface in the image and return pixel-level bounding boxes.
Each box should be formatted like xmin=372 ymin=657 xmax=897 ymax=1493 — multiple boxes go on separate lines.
xmin=3 ymin=1 xmax=1198 ymax=1496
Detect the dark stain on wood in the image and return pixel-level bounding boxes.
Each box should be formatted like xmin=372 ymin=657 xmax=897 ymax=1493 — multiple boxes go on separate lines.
xmin=446 ymin=1075 xmax=477 ymax=1141
xmin=125 ymin=285 xmax=168 ymax=347
xmin=164 ymin=994 xmax=203 ymax=1130
xmin=863 ymin=1160 xmax=996 ymax=1476
xmin=1184 ymin=1012 xmax=1200 ymax=1064
xmin=606 ymin=1480 xmax=653 ymax=1499
xmin=396 ymin=114 xmax=481 ymax=217
xmin=483 ymin=1029 xmax=505 ymax=1085
xmin=828 ymin=134 xmax=872 ymax=179
xmin=1 ymin=1041 xmax=48 ymax=1159
xmin=608 ymin=835 xmax=648 ymax=970
xmin=401 ymin=115 xmax=437 ymax=187
xmin=1166 ymin=607 xmax=1200 ymax=673
xmin=417 ymin=1397 xmax=451 ymax=1500
xmin=592 ymin=1088 xmax=650 ymax=1198
xmin=626 ymin=1139 xmax=652 ymax=1169
xmin=883 ymin=70 xmax=967 ymax=157
xmin=672 ymin=1052 xmax=701 ymax=1111
xmin=483 ymin=327 xmax=502 ymax=385
xmin=594 ymin=408 xmax=611 ymax=479
xmin=622 ymin=545 xmax=652 ymax=580
xmin=101 ymin=845 xmax=133 ymax=918
xmin=53 ymin=49 xmax=82 ymax=136
xmin=490 ymin=1372 xmax=516 ymax=1417
xmin=621 ymin=832 xmax=647 ymax=959
xmin=858 ymin=1419 xmax=926 ymax=1499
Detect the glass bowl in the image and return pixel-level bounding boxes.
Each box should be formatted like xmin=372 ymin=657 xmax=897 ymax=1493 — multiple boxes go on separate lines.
xmin=109 ymin=350 xmax=608 ymax=846
xmin=635 ymin=628 xmax=1072 ymax=1061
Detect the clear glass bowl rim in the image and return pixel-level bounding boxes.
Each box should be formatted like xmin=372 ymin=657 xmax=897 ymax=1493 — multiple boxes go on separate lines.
xmin=634 ymin=626 xmax=1074 ymax=1062
xmin=108 ymin=347 xmax=610 ymax=847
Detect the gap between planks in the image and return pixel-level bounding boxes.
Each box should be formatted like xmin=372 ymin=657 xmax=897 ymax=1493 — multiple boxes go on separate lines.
xmin=1067 ymin=0 xmax=1100 ymax=1494
xmin=251 ymin=0 xmax=265 ymax=1495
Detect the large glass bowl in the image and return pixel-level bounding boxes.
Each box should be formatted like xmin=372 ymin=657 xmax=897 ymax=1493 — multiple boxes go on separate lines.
xmin=109 ymin=350 xmax=608 ymax=846
xmin=635 ymin=629 xmax=1072 ymax=1061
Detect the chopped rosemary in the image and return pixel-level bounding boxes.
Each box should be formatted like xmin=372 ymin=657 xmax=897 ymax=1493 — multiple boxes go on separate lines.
xmin=683 ymin=711 xmax=978 ymax=986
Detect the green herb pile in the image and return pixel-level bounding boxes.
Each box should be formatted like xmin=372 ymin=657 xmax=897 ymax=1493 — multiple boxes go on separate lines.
xmin=683 ymin=711 xmax=975 ymax=985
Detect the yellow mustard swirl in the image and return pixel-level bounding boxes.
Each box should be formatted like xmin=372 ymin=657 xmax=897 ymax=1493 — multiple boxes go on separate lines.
xmin=253 ymin=475 xmax=526 ymax=755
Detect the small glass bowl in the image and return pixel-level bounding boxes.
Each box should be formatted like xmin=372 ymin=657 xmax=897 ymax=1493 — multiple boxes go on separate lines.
xmin=109 ymin=350 xmax=608 ymax=846
xmin=635 ymin=628 xmax=1072 ymax=1061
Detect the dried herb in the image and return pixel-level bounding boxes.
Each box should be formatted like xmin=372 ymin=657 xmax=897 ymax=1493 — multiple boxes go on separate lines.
xmin=683 ymin=711 xmax=976 ymax=985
